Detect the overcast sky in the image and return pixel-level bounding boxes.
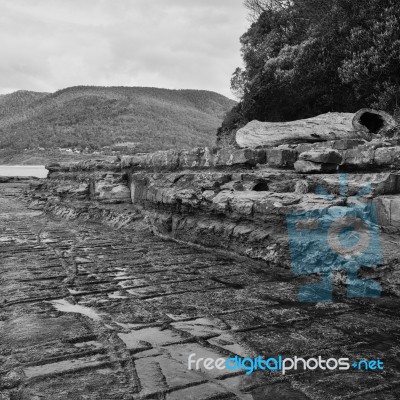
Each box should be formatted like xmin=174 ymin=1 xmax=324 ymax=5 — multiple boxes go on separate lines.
xmin=0 ymin=0 xmax=249 ymax=99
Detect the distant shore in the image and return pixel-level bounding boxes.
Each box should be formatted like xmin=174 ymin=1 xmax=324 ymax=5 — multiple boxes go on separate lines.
xmin=0 ymin=149 xmax=112 ymax=166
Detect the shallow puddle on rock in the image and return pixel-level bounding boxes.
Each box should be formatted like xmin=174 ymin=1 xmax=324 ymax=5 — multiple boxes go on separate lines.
xmin=74 ymin=341 xmax=103 ymax=349
xmin=172 ymin=317 xmax=224 ymax=338
xmin=165 ymin=313 xmax=192 ymax=321
xmin=173 ymin=318 xmax=251 ymax=357
xmin=108 ymin=291 xmax=128 ymax=299
xmin=114 ymin=321 xmax=145 ymax=330
xmin=49 ymin=299 xmax=102 ymax=321
xmin=118 ymin=279 xmax=146 ymax=288
xmin=208 ymin=334 xmax=250 ymax=357
xmin=24 ymin=355 xmax=105 ymax=379
xmin=164 ymin=343 xmax=237 ymax=379
xmin=118 ymin=327 xmax=185 ymax=350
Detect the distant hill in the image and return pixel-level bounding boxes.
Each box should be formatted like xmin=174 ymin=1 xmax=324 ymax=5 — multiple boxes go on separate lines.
xmin=0 ymin=86 xmax=236 ymax=154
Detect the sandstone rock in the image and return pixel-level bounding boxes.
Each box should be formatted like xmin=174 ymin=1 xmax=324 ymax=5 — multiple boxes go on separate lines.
xmin=236 ymin=109 xmax=397 ymax=149
xmin=375 ymin=195 xmax=400 ymax=229
xmin=202 ymin=190 xmax=217 ymax=201
xmin=332 ymin=139 xmax=365 ymax=150
xmin=342 ymin=147 xmax=375 ymax=169
xmin=121 ymin=154 xmax=148 ymax=169
xmin=375 ymin=196 xmax=392 ymax=227
xmin=310 ymin=173 xmax=400 ymax=197
xmin=375 ymin=146 xmax=400 ymax=167
xmin=215 ymin=148 xmax=265 ymax=167
xmin=299 ymin=149 xmax=342 ymax=164
xmin=295 ymin=180 xmax=309 ymax=194
xmin=92 ymin=173 xmax=131 ymax=204
xmin=353 ymin=108 xmax=397 ymax=136
xmin=122 ymin=148 xmax=219 ymax=171
xmin=72 ymin=183 xmax=90 ymax=200
xmin=220 ymin=180 xmax=245 ymax=191
xmin=46 ymin=162 xmax=76 ymax=172
xmin=236 ymin=112 xmax=358 ymax=148
xmin=200 ymin=147 xmax=216 ymax=167
xmin=94 ymin=183 xmax=131 ymax=204
xmin=149 ymin=150 xmax=181 ymax=169
xmin=294 ymin=160 xmax=339 ymax=174
xmin=71 ymin=158 xmax=120 ymax=171
xmin=179 ymin=148 xmax=204 ymax=168
xmin=391 ymin=197 xmax=400 ymax=227
xmin=130 ymin=174 xmax=148 ymax=204
xmin=294 ymin=142 xmax=333 ymax=153
xmin=266 ymin=148 xmax=298 ymax=167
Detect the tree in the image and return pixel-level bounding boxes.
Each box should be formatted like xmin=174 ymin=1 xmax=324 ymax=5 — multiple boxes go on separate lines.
xmin=338 ymin=0 xmax=400 ymax=111
xmin=224 ymin=0 xmax=400 ymax=131
xmin=244 ymin=0 xmax=293 ymax=20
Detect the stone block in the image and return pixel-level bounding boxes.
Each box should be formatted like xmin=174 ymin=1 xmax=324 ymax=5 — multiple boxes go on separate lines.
xmin=92 ymin=173 xmax=131 ymax=203
xmin=215 ymin=148 xmax=264 ymax=166
xmin=179 ymin=148 xmax=204 ymax=169
xmin=332 ymin=139 xmax=365 ymax=150
xmin=294 ymin=160 xmax=339 ymax=173
xmin=198 ymin=147 xmax=217 ymax=167
xmin=375 ymin=195 xmax=400 ymax=228
xmin=299 ymin=149 xmax=342 ymax=164
xmin=121 ymin=154 xmax=148 ymax=169
xmin=391 ymin=197 xmax=400 ymax=227
xmin=375 ymin=146 xmax=400 ymax=168
xmin=267 ymin=148 xmax=298 ymax=167
xmin=130 ymin=174 xmax=148 ymax=204
xmin=94 ymin=182 xmax=131 ymax=203
xmin=342 ymin=147 xmax=375 ymax=168
xmin=375 ymin=197 xmax=392 ymax=227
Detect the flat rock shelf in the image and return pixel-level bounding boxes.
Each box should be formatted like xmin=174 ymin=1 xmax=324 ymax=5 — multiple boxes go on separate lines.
xmin=1 ymin=181 xmax=400 ymax=399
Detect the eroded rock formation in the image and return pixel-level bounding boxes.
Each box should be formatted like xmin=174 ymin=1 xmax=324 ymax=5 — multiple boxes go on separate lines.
xmin=10 ymin=108 xmax=400 ymax=398
xmin=26 ymin=108 xmax=400 ymax=300
xmin=236 ymin=109 xmax=397 ymax=149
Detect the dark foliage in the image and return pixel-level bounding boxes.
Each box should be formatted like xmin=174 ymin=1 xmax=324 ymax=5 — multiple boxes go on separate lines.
xmin=222 ymin=0 xmax=400 ymax=133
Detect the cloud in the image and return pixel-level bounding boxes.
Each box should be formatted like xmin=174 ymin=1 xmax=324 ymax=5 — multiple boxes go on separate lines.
xmin=0 ymin=0 xmax=249 ymax=98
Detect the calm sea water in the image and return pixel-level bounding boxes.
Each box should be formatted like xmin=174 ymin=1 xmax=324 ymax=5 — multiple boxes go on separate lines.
xmin=0 ymin=165 xmax=47 ymax=178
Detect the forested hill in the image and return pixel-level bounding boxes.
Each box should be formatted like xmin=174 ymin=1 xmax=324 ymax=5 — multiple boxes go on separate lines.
xmin=0 ymin=86 xmax=236 ymax=153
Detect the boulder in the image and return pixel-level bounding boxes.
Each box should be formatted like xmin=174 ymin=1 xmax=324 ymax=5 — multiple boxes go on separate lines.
xmin=236 ymin=112 xmax=357 ymax=148
xmin=236 ymin=109 xmax=397 ymax=149
xmin=352 ymin=108 xmax=397 ymax=136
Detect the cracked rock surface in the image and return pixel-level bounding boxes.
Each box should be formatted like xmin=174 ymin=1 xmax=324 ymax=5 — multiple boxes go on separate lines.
xmin=1 ymin=182 xmax=400 ymax=399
